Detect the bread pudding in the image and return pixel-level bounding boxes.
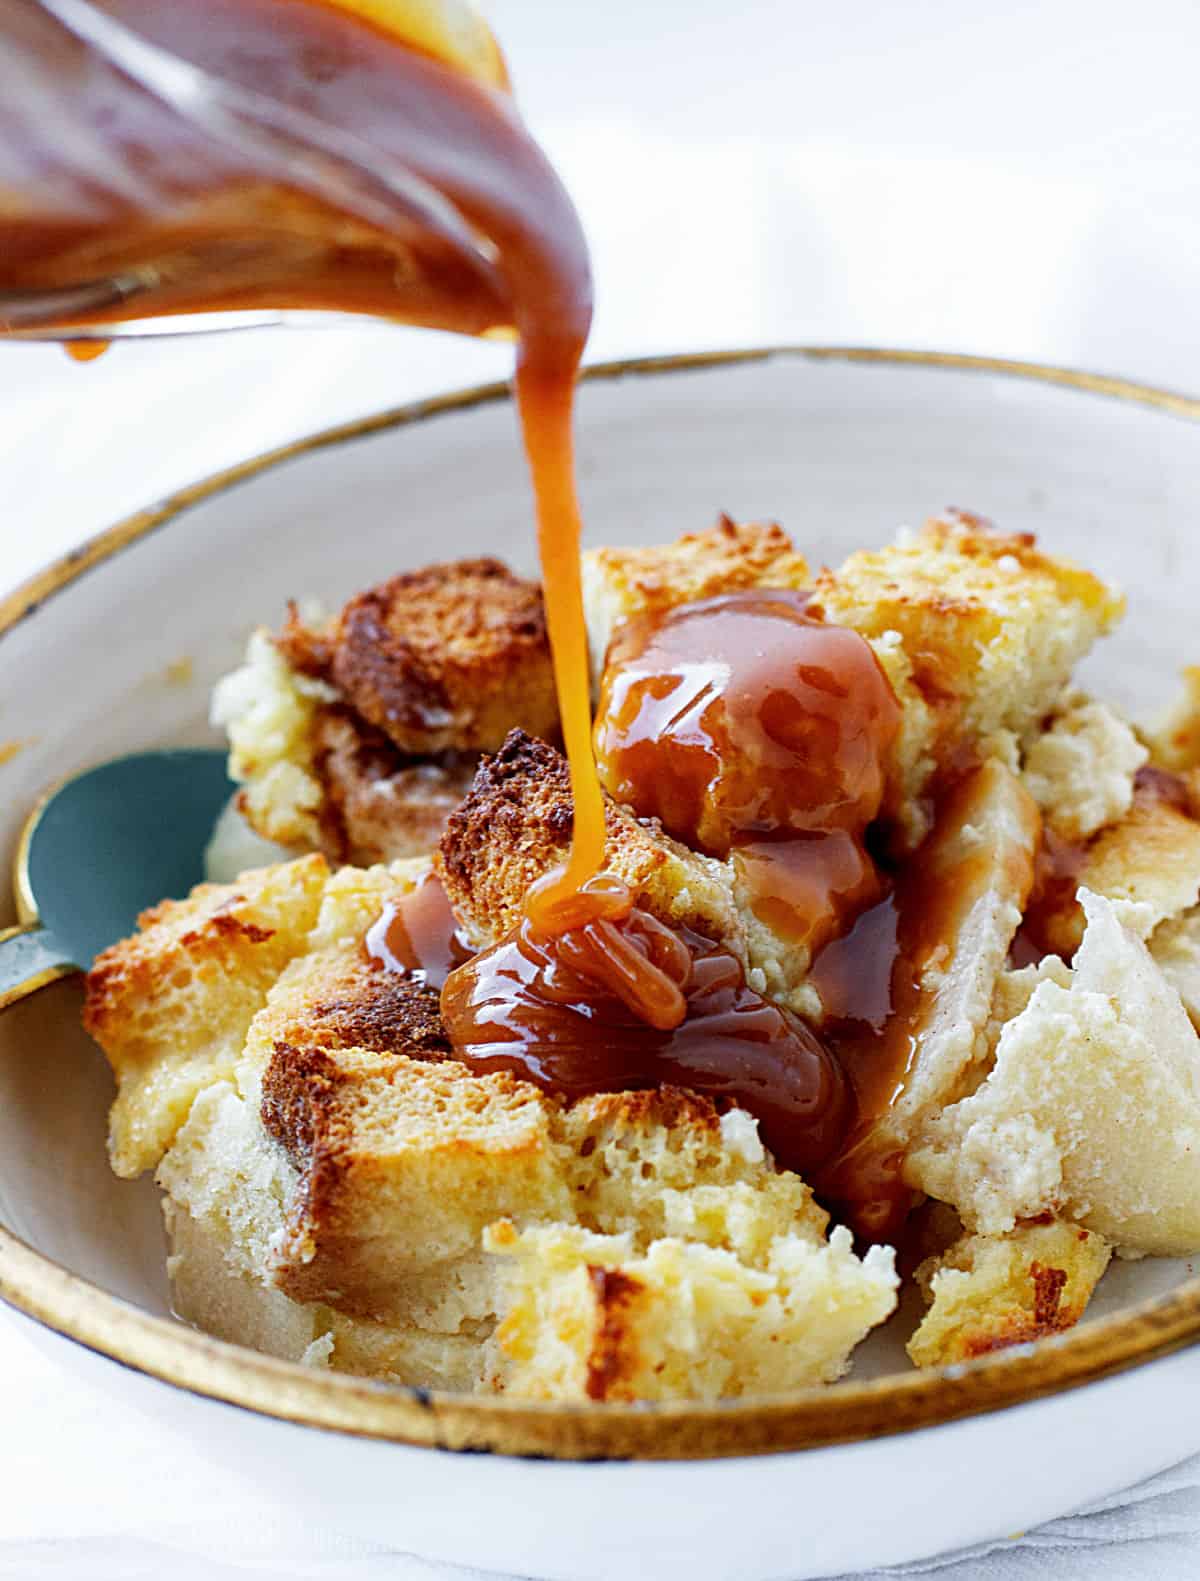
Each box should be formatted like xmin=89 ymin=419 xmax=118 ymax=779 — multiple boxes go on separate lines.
xmin=84 ymin=511 xmax=1200 ymax=1402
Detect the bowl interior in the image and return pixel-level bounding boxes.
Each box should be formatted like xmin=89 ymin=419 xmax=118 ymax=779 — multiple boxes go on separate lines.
xmin=2 ymin=349 xmax=1198 ymax=1393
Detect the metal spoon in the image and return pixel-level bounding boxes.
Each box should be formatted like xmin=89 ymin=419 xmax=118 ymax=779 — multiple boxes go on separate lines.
xmin=0 ymin=750 xmax=232 ymax=1011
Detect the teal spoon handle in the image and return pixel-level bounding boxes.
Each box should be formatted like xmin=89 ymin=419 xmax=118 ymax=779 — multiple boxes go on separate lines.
xmin=0 ymin=925 xmax=79 ymax=1011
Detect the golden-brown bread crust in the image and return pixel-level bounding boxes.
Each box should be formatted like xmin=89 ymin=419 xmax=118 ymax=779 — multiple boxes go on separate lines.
xmin=322 ymin=558 xmax=558 ymax=755
xmin=216 ymin=554 xmax=560 ymax=865
xmin=436 ymin=728 xmax=746 ymax=953
xmin=261 ymin=949 xmax=449 ymax=1065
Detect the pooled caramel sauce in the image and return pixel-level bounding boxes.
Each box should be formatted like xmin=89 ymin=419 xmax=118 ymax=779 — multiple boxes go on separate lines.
xmin=812 ymin=764 xmax=1038 ymax=1241
xmin=595 ymin=590 xmax=900 ymax=951
xmin=440 ymin=897 xmax=851 ymax=1175
xmin=365 ymin=870 xmax=472 ymax=990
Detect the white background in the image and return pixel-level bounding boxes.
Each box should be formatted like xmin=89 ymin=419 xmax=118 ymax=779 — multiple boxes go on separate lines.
xmin=3 ymin=1 xmax=1200 ymax=1575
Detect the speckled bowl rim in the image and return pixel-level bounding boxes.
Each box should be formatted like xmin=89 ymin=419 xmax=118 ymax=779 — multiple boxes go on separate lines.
xmin=2 ymin=345 xmax=1200 ymax=1462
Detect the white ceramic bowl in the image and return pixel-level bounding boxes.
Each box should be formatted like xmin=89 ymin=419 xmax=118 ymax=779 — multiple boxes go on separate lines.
xmin=2 ymin=348 xmax=1200 ymax=1580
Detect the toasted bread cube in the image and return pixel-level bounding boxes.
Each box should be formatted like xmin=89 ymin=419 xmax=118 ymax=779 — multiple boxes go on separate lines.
xmin=211 ymin=637 xmax=477 ymax=867
xmin=811 ymin=514 xmax=1123 ymax=841
xmin=318 ymin=557 xmax=557 ymax=756
xmin=436 ymin=729 xmax=746 ymax=956
xmin=435 ymin=729 xmax=827 ymax=1016
xmin=582 ymin=516 xmax=811 ymax=683
xmin=907 ymin=1219 xmax=1111 ymax=1368
xmin=252 ymin=928 xmax=837 ymax=1325
xmin=910 ymin=890 xmax=1200 ymax=1255
xmin=212 ymin=558 xmax=559 ymax=864
xmin=84 ymin=854 xmax=329 ymax=1178
xmin=485 ymin=1219 xmax=897 ymax=1402
xmin=813 ymin=514 xmax=1123 ymax=754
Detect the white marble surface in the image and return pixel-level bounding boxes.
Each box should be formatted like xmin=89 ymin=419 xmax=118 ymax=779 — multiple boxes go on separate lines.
xmin=3 ymin=1 xmax=1200 ymax=1575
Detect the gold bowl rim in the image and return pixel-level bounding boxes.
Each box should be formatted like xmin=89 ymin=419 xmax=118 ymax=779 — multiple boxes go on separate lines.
xmin=2 ymin=344 xmax=1200 ymax=1463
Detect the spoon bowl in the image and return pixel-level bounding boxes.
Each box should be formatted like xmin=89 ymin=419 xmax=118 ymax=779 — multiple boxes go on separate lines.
xmin=0 ymin=749 xmax=232 ymax=1010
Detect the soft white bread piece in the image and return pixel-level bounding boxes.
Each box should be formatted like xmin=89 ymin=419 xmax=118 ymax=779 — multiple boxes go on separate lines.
xmin=907 ymin=1218 xmax=1112 ymax=1368
xmin=485 ymin=1219 xmax=897 ymax=1401
xmin=211 ymin=629 xmax=334 ymax=851
xmin=1021 ymin=692 xmax=1147 ymax=842
xmin=909 ymin=890 xmax=1200 ymax=1255
xmin=84 ymin=854 xmax=329 ymax=1178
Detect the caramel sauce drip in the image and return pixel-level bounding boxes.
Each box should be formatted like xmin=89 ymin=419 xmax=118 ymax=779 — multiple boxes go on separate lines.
xmin=595 ymin=590 xmax=900 ymax=951
xmin=811 ymin=764 xmax=1038 ymax=1241
xmin=515 ymin=363 xmax=609 ymax=933
xmin=365 ymin=870 xmax=473 ymax=989
xmin=440 ymin=896 xmax=851 ymax=1174
xmin=65 ymin=340 xmax=110 ymax=362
